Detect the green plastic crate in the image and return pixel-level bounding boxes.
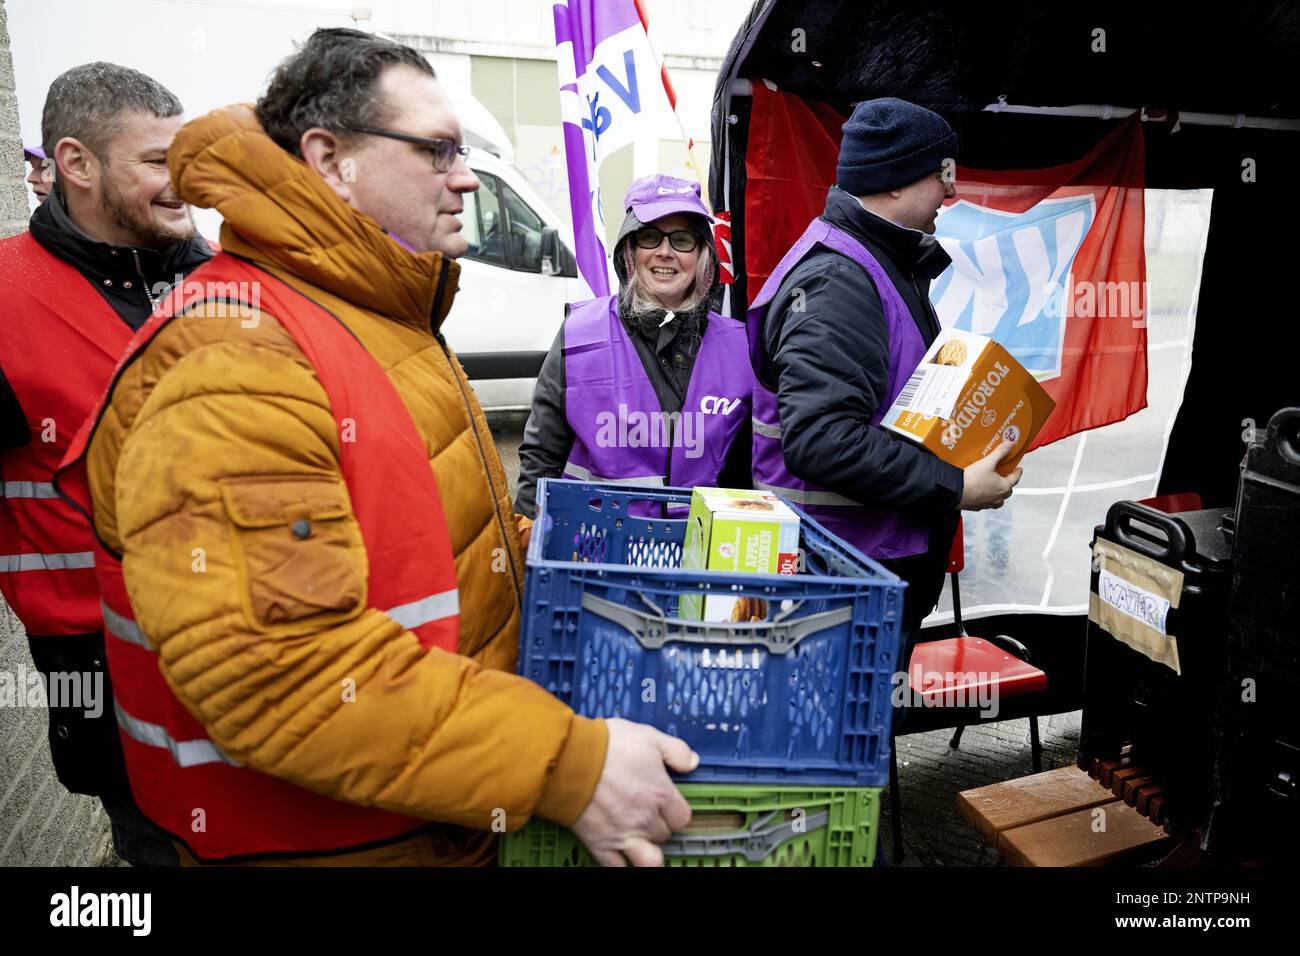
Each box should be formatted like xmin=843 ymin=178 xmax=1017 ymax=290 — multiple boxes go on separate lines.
xmin=499 ymin=785 xmax=881 ymax=867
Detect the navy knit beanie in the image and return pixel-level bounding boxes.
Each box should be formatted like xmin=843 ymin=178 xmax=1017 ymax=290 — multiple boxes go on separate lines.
xmin=836 ymin=97 xmax=958 ymax=196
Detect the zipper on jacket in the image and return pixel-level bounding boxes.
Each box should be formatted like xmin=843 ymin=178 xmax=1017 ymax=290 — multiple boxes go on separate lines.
xmin=130 ymin=250 xmax=160 ymax=312
xmin=636 ymin=330 xmax=677 ymax=513
xmin=433 ymin=328 xmax=524 ymax=604
xmin=662 ymin=410 xmax=675 ymax=521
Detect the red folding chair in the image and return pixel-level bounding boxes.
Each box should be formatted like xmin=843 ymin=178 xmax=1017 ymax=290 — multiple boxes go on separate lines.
xmin=889 ymin=518 xmax=1048 ymax=862
xmin=1136 ymin=492 xmax=1202 ymax=513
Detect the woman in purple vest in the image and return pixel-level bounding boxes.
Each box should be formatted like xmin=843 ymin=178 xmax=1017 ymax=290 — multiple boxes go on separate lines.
xmin=515 ymin=174 xmax=753 ymax=516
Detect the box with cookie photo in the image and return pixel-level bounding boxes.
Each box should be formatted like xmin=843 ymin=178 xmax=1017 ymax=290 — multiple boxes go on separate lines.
xmin=880 ymin=327 xmax=1056 ymax=473
xmin=678 ymin=487 xmax=801 ymax=622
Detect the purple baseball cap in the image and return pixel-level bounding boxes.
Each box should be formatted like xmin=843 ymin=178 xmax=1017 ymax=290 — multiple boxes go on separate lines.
xmin=23 ymin=145 xmax=45 ymax=161
xmin=623 ymin=173 xmax=709 ymax=223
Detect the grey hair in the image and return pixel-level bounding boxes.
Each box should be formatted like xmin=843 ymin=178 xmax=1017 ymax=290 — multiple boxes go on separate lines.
xmin=41 ymin=62 xmax=182 ymax=158
xmin=256 ymin=27 xmax=436 ymax=157
xmin=617 ymin=238 xmax=717 ymax=315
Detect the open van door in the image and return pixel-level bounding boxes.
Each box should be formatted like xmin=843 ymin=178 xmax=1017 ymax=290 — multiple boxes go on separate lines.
xmin=709 ymin=0 xmax=1299 ymax=701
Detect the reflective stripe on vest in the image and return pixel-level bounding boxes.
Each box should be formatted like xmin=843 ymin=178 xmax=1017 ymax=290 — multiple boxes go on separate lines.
xmin=101 ymin=599 xmax=150 ymax=649
xmin=104 ymin=590 xmax=456 ymax=776
xmin=54 ymin=253 xmax=466 ymax=861
xmin=561 ymin=460 xmax=666 ymax=486
xmin=107 ymin=592 xmax=460 ymax=655
xmin=2 ymin=481 xmax=59 ymax=499
xmin=0 ymin=551 xmax=95 ymax=571
xmin=383 ymin=588 xmax=459 ymax=631
xmin=753 ymin=479 xmax=859 ymax=508
xmin=114 ymin=700 xmax=239 ymax=768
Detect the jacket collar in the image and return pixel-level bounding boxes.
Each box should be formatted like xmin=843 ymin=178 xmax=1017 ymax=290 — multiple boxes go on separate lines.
xmin=821 ymin=185 xmax=952 ymax=281
xmin=29 ymin=189 xmax=214 ymax=292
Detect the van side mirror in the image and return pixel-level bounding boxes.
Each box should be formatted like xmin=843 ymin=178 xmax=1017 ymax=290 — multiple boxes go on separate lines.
xmin=540 ymin=227 xmax=579 ymax=278
xmin=540 ymin=227 xmax=562 ymax=276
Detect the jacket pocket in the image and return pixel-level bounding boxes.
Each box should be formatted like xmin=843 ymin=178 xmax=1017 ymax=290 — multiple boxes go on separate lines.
xmin=219 ymin=475 xmax=367 ymax=630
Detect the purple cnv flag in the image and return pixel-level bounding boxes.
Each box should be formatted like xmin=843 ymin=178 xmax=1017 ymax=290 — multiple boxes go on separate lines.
xmin=553 ymin=0 xmax=661 ymax=297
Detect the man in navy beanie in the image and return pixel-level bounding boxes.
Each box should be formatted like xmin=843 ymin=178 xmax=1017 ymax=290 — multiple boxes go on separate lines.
xmin=747 ymin=97 xmax=1023 ymax=692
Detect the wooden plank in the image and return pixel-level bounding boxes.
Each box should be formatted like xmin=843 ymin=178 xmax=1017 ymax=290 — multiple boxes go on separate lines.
xmin=956 ymin=767 xmax=1115 ymax=847
xmin=1122 ymin=776 xmax=1156 ymax=805
xmin=999 ymin=800 xmax=1173 ymax=867
xmin=1098 ymin=759 xmax=1122 ymax=788
xmin=1135 ymin=784 xmax=1162 ymax=816
xmin=1110 ymin=766 xmax=1147 ymax=797
xmin=1150 ymin=795 xmax=1166 ymax=826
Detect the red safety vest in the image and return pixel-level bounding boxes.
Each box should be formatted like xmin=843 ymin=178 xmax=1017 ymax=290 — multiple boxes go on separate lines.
xmin=0 ymin=233 xmax=132 ymax=636
xmin=58 ymin=252 xmax=462 ymax=861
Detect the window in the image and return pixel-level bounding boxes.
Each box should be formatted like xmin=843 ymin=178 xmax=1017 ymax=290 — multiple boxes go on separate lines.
xmin=463 ymin=173 xmax=506 ymax=266
xmin=501 ymin=185 xmax=546 ymax=273
xmin=463 ymin=173 xmax=552 ymax=274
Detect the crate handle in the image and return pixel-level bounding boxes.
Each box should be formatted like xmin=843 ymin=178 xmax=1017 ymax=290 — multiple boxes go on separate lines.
xmin=661 ymin=808 xmax=830 ymax=862
xmin=581 ymin=593 xmax=852 ymax=654
xmin=636 ymin=589 xmax=808 ymax=625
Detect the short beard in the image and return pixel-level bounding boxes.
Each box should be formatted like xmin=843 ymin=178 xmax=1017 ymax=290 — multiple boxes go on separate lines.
xmin=101 ymin=169 xmax=197 ymax=250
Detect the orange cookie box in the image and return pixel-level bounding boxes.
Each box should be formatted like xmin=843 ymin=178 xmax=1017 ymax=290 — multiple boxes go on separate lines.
xmin=881 ymin=328 xmax=1056 ymax=475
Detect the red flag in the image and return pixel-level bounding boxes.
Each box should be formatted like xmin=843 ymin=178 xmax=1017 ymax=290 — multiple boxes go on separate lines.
xmin=944 ymin=121 xmax=1146 ymax=446
xmin=743 ymin=84 xmax=844 ymax=292
xmin=743 ymin=83 xmax=1148 ymax=447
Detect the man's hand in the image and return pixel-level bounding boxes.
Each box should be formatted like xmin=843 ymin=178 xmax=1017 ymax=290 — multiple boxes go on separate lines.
xmin=959 ymin=439 xmax=1023 ymax=511
xmin=514 ymin=514 xmax=533 ymax=552
xmin=570 ymin=717 xmax=698 ymax=867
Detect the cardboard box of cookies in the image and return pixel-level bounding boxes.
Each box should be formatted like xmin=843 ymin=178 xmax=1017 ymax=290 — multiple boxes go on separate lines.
xmin=678 ymin=488 xmax=800 ymax=622
xmin=880 ymin=328 xmax=1055 ymax=475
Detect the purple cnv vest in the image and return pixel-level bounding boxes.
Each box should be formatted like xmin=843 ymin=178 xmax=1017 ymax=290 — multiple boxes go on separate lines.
xmin=563 ymin=295 xmax=751 ymax=492
xmin=747 ymin=218 xmax=932 ymax=560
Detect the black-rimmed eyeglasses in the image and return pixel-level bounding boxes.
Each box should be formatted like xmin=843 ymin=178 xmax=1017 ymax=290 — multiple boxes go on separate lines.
xmin=633 ymin=227 xmax=700 ymax=253
xmin=339 ymin=124 xmax=470 ymax=172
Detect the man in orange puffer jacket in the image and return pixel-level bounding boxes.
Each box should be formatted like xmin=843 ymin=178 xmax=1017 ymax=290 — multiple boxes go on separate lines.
xmin=64 ymin=28 xmax=697 ymax=867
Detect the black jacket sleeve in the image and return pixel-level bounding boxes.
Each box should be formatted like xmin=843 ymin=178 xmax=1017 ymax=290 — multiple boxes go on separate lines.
xmin=0 ymin=363 xmax=31 ymax=450
xmin=514 ymin=328 xmax=574 ymax=517
xmin=763 ymin=256 xmax=964 ymax=515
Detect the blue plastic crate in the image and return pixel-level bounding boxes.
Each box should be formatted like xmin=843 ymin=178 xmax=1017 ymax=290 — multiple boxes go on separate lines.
xmin=521 ymin=479 xmax=907 ymax=786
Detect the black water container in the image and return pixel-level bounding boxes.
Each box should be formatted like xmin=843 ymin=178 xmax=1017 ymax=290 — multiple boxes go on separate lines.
xmin=1079 ymin=502 xmax=1235 ymax=832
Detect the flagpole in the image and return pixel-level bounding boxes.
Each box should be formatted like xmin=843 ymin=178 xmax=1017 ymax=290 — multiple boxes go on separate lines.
xmin=553 ymin=0 xmax=613 ymax=299
xmin=632 ymin=0 xmax=710 ymax=211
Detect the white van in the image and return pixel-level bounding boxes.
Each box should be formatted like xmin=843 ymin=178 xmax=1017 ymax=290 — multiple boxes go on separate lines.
xmin=446 ymin=147 xmax=589 ymax=411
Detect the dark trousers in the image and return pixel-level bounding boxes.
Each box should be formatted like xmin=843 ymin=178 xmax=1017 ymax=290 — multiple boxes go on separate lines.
xmin=99 ymin=780 xmax=180 ymax=867
xmin=879 ymin=530 xmax=953 ymax=736
xmin=28 ymin=632 xmax=179 ymax=866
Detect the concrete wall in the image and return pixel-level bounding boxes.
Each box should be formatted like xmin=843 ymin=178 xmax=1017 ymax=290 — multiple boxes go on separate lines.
xmin=0 ymin=0 xmax=114 ymax=867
